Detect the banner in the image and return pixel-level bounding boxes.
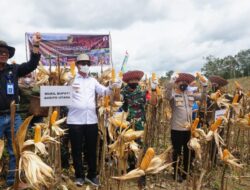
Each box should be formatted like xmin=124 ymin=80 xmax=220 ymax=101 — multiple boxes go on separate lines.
xmin=25 ymin=33 xmax=110 ymax=66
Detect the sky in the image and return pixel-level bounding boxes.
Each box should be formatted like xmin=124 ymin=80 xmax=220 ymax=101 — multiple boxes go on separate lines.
xmin=1 ymin=0 xmax=250 ymax=76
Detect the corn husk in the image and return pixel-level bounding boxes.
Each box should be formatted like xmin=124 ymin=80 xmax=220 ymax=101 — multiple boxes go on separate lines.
xmin=0 ymin=139 xmax=4 ymax=159
xmin=112 ymin=147 xmax=173 ymax=180
xmin=188 ymin=138 xmax=202 ymax=160
xmin=19 ymin=151 xmax=54 ymax=189
xmin=219 ymin=148 xmax=243 ymax=169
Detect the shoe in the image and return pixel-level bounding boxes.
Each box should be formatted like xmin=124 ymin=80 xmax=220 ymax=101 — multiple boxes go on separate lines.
xmin=74 ymin=178 xmax=84 ymax=187
xmin=85 ymin=176 xmax=100 ymax=187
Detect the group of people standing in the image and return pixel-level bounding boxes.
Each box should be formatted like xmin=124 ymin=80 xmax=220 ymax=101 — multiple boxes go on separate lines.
xmin=0 ymin=35 xmax=231 ymax=189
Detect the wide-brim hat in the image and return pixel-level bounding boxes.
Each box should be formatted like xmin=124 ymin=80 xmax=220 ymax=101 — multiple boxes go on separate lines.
xmin=0 ymin=40 xmax=15 ymax=58
xmin=122 ymin=70 xmax=144 ymax=83
xmin=175 ymin=73 xmax=195 ymax=84
xmin=209 ymin=75 xmax=228 ymax=87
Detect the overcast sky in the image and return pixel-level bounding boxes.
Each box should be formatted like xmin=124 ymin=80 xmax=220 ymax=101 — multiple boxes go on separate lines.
xmin=1 ymin=0 xmax=250 ymax=76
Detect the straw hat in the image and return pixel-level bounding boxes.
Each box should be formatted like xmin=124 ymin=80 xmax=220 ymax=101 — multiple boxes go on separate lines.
xmin=122 ymin=70 xmax=144 ymax=83
xmin=175 ymin=73 xmax=195 ymax=84
xmin=209 ymin=75 xmax=228 ymax=87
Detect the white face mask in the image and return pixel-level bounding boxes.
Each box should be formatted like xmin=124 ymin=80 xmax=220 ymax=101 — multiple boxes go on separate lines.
xmin=79 ymin=65 xmax=90 ymax=74
xmin=187 ymin=86 xmax=198 ymax=92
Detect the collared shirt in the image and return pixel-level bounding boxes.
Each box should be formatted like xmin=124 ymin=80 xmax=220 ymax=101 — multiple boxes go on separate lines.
xmin=166 ymin=83 xmax=201 ymax=131
xmin=67 ymin=74 xmax=111 ymax=125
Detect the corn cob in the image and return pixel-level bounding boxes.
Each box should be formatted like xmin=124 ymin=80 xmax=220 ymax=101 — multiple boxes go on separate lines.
xmin=34 ymin=125 xmax=41 ymax=143
xmin=156 ymin=86 xmax=161 ymax=96
xmin=111 ymin=68 xmax=116 ymax=83
xmin=210 ymin=90 xmax=221 ymax=101
xmin=104 ymin=96 xmax=110 ymax=107
xmin=210 ymin=124 xmax=218 ymax=132
xmin=196 ymin=72 xmax=207 ymax=83
xmin=234 ymin=81 xmax=242 ymax=89
xmin=114 ymin=119 xmax=127 ymax=129
xmin=140 ymin=147 xmax=155 ymax=170
xmin=70 ymin=61 xmax=76 ymax=77
xmin=222 ymin=149 xmax=230 ymax=161
xmin=50 ymin=110 xmax=58 ymax=125
xmin=232 ymin=94 xmax=239 ymax=104
xmin=152 ymin=72 xmax=156 ymax=81
xmin=118 ymin=71 xmax=123 ymax=79
xmin=214 ymin=117 xmax=223 ymax=126
xmin=191 ymin=118 xmax=199 ymax=136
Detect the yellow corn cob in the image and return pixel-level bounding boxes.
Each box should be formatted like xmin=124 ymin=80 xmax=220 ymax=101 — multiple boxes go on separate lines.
xmin=191 ymin=118 xmax=199 ymax=134
xmin=118 ymin=71 xmax=123 ymax=79
xmin=114 ymin=120 xmax=127 ymax=128
xmin=124 ymin=134 xmax=137 ymax=141
xmin=34 ymin=125 xmax=41 ymax=143
xmin=156 ymin=86 xmax=161 ymax=96
xmin=210 ymin=124 xmax=218 ymax=132
xmin=70 ymin=61 xmax=76 ymax=77
xmin=222 ymin=149 xmax=230 ymax=161
xmin=104 ymin=96 xmax=110 ymax=107
xmin=214 ymin=117 xmax=223 ymax=126
xmin=232 ymin=94 xmax=239 ymax=104
xmin=111 ymin=68 xmax=116 ymax=83
xmin=196 ymin=72 xmax=207 ymax=83
xmin=140 ymin=147 xmax=155 ymax=170
xmin=50 ymin=110 xmax=58 ymax=125
xmin=152 ymin=72 xmax=156 ymax=81
xmin=234 ymin=81 xmax=242 ymax=89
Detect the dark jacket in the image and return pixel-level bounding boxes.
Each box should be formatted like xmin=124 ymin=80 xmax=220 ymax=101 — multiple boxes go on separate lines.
xmin=0 ymin=52 xmax=40 ymax=110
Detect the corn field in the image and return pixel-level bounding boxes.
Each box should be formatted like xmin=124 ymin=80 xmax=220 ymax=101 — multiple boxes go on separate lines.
xmin=0 ymin=65 xmax=250 ymax=190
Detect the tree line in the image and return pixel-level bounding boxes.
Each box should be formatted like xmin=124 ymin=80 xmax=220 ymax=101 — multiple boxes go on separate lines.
xmin=165 ymin=49 xmax=250 ymax=80
xmin=201 ymin=49 xmax=250 ymax=79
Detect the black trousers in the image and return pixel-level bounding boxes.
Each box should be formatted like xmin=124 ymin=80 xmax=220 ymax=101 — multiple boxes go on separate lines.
xmin=68 ymin=124 xmax=98 ymax=179
xmin=171 ymin=130 xmax=192 ymax=177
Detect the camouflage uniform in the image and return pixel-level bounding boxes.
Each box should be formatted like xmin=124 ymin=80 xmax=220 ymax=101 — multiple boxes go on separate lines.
xmin=121 ymin=85 xmax=146 ymax=131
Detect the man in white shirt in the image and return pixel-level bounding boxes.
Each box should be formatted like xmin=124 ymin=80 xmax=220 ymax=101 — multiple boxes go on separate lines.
xmin=67 ymin=53 xmax=112 ymax=187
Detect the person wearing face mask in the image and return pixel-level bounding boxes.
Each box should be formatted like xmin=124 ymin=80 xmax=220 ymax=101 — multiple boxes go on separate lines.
xmin=0 ymin=33 xmax=41 ymax=188
xmin=66 ymin=53 xmax=120 ymax=187
xmin=166 ymin=72 xmax=203 ymax=182
xmin=120 ymin=70 xmax=157 ymax=188
xmin=121 ymin=70 xmax=146 ymax=131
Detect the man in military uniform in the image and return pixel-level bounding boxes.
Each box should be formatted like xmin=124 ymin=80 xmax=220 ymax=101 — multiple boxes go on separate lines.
xmin=121 ymin=70 xmax=146 ymax=131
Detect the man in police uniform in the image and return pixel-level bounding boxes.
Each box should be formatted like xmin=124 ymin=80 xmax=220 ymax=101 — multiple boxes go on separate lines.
xmin=0 ymin=33 xmax=41 ymax=187
xmin=165 ymin=72 xmax=205 ymax=182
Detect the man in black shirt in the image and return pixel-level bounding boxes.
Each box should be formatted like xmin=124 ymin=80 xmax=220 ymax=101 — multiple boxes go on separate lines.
xmin=0 ymin=32 xmax=41 ymax=187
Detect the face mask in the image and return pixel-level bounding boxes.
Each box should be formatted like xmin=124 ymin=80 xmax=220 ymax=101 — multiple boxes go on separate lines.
xmin=128 ymin=83 xmax=138 ymax=90
xmin=79 ymin=65 xmax=90 ymax=73
xmin=179 ymin=84 xmax=188 ymax=92
xmin=187 ymin=86 xmax=198 ymax=92
xmin=24 ymin=77 xmax=32 ymax=84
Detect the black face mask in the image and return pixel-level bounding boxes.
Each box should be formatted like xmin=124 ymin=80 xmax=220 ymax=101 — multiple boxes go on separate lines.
xmin=179 ymin=84 xmax=188 ymax=92
xmin=128 ymin=83 xmax=138 ymax=90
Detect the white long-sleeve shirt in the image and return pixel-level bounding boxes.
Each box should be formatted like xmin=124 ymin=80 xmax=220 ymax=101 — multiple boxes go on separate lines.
xmin=67 ymin=74 xmax=111 ymax=125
